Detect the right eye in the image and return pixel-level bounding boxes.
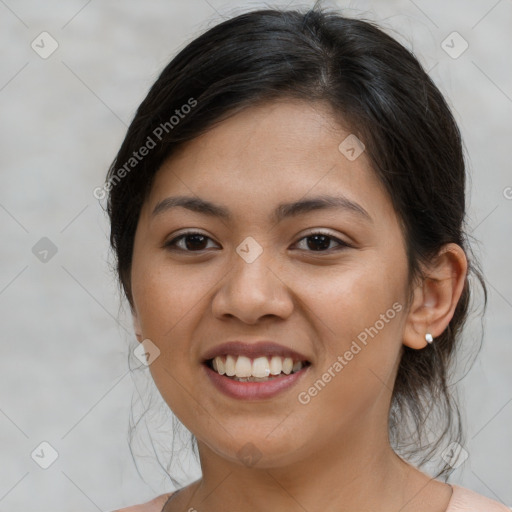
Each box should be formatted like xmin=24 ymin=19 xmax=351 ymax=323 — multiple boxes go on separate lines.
xmin=163 ymin=231 xmax=220 ymax=252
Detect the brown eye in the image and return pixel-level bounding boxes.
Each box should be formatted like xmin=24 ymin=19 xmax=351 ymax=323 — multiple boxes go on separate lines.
xmin=295 ymin=232 xmax=350 ymax=252
xmin=306 ymin=234 xmax=331 ymax=251
xmin=164 ymin=232 xmax=219 ymax=252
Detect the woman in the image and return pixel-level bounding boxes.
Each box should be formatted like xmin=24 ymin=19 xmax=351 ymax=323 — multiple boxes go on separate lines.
xmin=106 ymin=6 xmax=509 ymax=512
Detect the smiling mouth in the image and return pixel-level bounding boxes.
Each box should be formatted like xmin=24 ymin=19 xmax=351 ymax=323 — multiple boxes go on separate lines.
xmin=205 ymin=355 xmax=311 ymax=382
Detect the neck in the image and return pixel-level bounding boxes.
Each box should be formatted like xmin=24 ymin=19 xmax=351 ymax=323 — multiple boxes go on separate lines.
xmin=183 ymin=423 xmax=429 ymax=512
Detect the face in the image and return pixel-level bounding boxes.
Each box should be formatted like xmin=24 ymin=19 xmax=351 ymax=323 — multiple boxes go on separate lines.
xmin=130 ymin=99 xmax=411 ymax=468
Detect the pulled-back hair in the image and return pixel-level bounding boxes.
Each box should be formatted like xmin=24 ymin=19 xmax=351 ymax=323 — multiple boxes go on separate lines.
xmin=106 ymin=5 xmax=486 ymax=479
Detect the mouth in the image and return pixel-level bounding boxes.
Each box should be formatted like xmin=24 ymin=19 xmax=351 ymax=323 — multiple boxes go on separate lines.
xmin=205 ymin=355 xmax=311 ymax=382
xmin=201 ymin=341 xmax=312 ymax=400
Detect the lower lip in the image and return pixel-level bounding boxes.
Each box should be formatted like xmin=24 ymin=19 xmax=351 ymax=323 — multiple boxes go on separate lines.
xmin=203 ymin=363 xmax=310 ymax=400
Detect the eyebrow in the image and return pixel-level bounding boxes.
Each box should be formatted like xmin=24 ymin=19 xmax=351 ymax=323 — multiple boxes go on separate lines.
xmin=151 ymin=194 xmax=372 ymax=223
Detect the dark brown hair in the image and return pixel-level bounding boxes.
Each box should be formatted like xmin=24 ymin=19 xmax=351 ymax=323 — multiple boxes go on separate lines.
xmin=105 ymin=5 xmax=486 ymax=479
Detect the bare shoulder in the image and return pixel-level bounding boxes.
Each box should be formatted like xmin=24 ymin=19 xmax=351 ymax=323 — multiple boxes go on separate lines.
xmin=448 ymin=485 xmax=511 ymax=511
xmin=112 ymin=493 xmax=173 ymax=512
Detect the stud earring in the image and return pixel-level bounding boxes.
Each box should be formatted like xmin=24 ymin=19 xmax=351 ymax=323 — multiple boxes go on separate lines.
xmin=425 ymin=333 xmax=434 ymax=344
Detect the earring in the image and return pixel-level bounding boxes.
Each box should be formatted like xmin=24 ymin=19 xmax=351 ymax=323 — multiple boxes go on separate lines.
xmin=425 ymin=333 xmax=434 ymax=344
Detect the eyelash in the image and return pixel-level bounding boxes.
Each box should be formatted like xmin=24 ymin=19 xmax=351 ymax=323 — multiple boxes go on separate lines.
xmin=163 ymin=230 xmax=351 ymax=253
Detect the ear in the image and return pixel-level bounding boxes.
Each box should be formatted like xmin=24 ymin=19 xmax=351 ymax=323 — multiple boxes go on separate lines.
xmin=132 ymin=306 xmax=143 ymax=343
xmin=403 ymin=243 xmax=467 ymax=349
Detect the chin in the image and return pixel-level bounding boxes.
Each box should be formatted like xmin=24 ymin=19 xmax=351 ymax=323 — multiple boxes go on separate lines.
xmin=198 ymin=426 xmax=313 ymax=469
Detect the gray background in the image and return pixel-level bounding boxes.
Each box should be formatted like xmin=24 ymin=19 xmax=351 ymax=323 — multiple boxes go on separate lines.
xmin=0 ymin=0 xmax=511 ymax=510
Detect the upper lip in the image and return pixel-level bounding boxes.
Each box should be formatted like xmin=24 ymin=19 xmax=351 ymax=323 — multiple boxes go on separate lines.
xmin=201 ymin=341 xmax=310 ymax=363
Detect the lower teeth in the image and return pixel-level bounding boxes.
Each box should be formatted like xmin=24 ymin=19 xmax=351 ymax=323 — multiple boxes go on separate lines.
xmin=228 ymin=373 xmax=290 ymax=382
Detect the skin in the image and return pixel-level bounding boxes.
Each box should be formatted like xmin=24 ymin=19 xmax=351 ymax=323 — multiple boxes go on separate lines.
xmin=124 ymin=99 xmax=467 ymax=512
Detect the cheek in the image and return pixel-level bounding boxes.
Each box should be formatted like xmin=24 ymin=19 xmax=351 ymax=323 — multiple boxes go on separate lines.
xmin=297 ymin=254 xmax=408 ymax=411
xmin=301 ymin=258 xmax=407 ymax=350
xmin=131 ymin=258 xmax=210 ymax=340
xmin=130 ymin=267 xmax=205 ymax=415
xmin=131 ymin=263 xmax=207 ymax=422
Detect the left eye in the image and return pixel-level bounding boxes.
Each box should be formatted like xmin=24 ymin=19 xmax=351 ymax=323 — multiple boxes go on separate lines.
xmin=294 ymin=232 xmax=349 ymax=252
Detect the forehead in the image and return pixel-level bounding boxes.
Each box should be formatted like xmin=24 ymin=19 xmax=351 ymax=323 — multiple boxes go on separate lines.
xmin=144 ymin=99 xmax=394 ymax=224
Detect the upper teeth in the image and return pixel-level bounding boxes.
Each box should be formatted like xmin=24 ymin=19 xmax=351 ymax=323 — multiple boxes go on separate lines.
xmin=211 ymin=355 xmax=305 ymax=378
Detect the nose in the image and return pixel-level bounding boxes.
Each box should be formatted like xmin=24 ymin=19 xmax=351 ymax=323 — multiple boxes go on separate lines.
xmin=211 ymin=246 xmax=294 ymax=325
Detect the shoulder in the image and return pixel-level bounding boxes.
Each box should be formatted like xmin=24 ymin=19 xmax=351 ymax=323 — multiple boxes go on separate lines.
xmin=447 ymin=485 xmax=511 ymax=512
xmin=111 ymin=492 xmax=174 ymax=512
